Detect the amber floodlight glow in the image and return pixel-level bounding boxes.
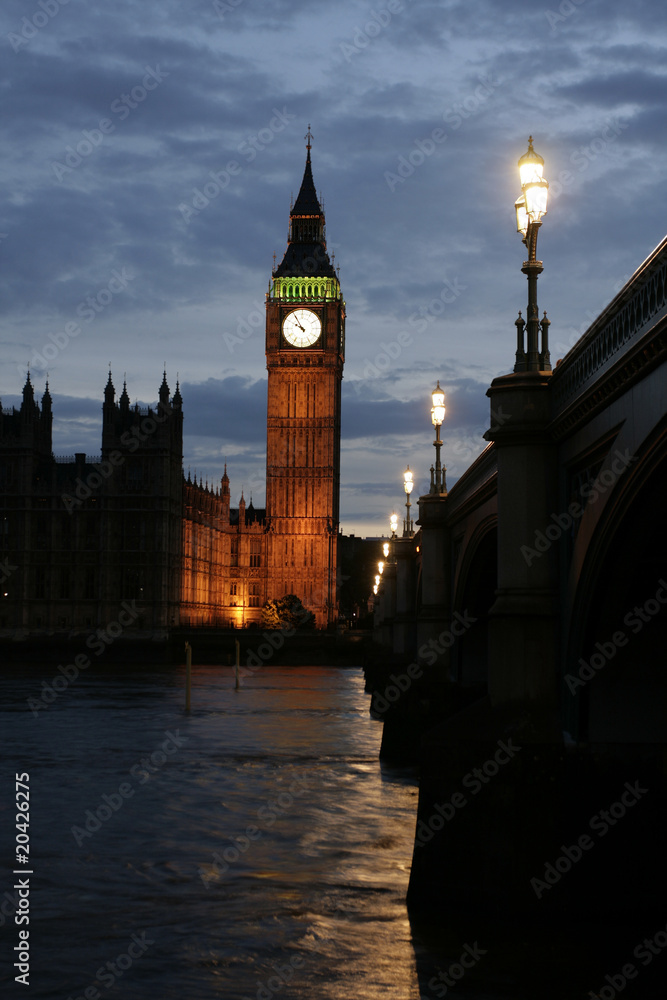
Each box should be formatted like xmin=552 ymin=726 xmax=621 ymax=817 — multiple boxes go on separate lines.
xmin=514 ymin=137 xmax=551 ymax=374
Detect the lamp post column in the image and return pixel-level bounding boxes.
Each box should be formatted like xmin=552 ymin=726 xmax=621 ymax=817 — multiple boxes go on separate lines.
xmin=403 ymin=467 xmax=414 ymax=536
xmin=485 ymin=137 xmax=558 ymax=714
xmin=417 ymin=381 xmax=451 ymax=673
xmin=391 ymin=512 xmax=416 ymax=657
xmin=430 ymin=382 xmax=447 ymax=494
xmin=514 ymin=136 xmax=551 ymax=375
xmin=522 ymin=224 xmax=543 ymax=371
xmin=379 ymin=554 xmax=396 ymax=650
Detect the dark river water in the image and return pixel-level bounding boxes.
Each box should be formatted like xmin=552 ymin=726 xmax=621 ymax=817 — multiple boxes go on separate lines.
xmin=1 ymin=663 xmax=428 ymax=999
xmin=1 ymin=661 xmax=654 ymax=999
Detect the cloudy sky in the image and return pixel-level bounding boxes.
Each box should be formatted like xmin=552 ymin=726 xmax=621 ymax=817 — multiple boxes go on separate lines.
xmin=1 ymin=0 xmax=665 ymax=535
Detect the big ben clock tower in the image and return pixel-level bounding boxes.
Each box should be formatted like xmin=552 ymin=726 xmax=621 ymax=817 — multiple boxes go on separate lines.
xmin=265 ymin=128 xmax=345 ymax=627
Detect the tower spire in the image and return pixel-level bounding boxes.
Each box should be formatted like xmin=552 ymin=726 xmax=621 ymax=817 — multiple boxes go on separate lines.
xmin=274 ymin=131 xmax=336 ymax=277
xmin=291 ymin=131 xmax=322 ymax=219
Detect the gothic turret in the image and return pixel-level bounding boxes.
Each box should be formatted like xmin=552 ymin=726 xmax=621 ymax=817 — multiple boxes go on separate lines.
xmin=159 ymin=371 xmax=170 ymax=407
xmin=21 ymin=373 xmax=37 ymax=422
xmin=220 ymin=463 xmax=230 ymax=523
xmin=40 ymin=380 xmax=53 ymax=448
xmin=104 ymin=371 xmax=115 ymax=404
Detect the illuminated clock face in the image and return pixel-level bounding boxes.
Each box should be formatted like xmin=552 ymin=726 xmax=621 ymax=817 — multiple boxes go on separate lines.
xmin=282 ymin=309 xmax=321 ymax=348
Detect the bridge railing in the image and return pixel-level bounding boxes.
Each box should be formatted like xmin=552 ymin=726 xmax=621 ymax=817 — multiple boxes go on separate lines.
xmin=444 ymin=441 xmax=497 ymax=520
xmin=551 ymin=236 xmax=667 ymax=416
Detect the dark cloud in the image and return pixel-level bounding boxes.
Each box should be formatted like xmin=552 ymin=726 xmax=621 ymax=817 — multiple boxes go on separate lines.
xmin=180 ymin=375 xmax=266 ymax=442
xmin=556 ymin=69 xmax=667 ymax=108
xmin=342 ymin=376 xmax=490 ymax=440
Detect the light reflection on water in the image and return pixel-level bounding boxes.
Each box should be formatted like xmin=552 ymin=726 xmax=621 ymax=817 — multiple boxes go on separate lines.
xmin=1 ymin=664 xmax=423 ymax=999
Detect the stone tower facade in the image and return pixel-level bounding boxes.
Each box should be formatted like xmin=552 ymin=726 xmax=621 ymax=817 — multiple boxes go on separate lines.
xmin=264 ymin=133 xmax=345 ymax=626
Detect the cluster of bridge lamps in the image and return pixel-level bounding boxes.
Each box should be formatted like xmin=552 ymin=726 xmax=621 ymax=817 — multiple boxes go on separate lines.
xmin=372 ymin=137 xmax=550 ymax=597
xmin=372 ymin=382 xmax=446 ymax=595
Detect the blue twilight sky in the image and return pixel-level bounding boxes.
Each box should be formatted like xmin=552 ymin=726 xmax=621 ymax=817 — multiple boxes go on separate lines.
xmin=0 ymin=0 xmax=665 ymax=535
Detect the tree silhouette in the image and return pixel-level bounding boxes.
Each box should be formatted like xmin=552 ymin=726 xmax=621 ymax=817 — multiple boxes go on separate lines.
xmin=261 ymin=594 xmax=315 ymax=631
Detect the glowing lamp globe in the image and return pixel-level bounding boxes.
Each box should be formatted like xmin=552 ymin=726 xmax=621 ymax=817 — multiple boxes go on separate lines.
xmin=431 ymin=381 xmax=445 ymax=427
xmin=518 ymin=136 xmax=544 ymax=186
xmin=518 ymin=137 xmax=548 ymax=224
xmin=515 ymin=194 xmax=528 ymax=237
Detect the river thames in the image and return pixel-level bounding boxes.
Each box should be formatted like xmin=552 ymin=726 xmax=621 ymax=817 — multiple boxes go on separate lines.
xmin=0 ymin=661 xmax=654 ymax=998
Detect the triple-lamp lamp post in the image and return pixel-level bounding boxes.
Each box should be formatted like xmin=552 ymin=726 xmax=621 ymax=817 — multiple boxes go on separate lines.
xmin=374 ymin=514 xmax=398 ymax=596
xmin=384 ymin=512 xmax=399 ymax=563
xmin=514 ymin=136 xmax=551 ymax=373
xmin=429 ymin=381 xmax=446 ymax=494
xmin=403 ymin=467 xmax=414 ymax=537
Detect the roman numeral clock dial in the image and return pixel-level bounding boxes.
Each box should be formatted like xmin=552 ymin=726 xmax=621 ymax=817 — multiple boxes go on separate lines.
xmin=282 ymin=308 xmax=321 ymax=347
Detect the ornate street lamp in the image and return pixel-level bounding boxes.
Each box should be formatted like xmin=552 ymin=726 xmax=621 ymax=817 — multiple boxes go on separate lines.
xmin=430 ymin=381 xmax=447 ymax=495
xmin=403 ymin=466 xmax=414 ymax=537
xmin=390 ymin=513 xmax=398 ymax=538
xmin=382 ymin=541 xmax=390 ymax=558
xmin=514 ymin=137 xmax=551 ymax=373
xmin=377 ymin=560 xmax=384 ymax=575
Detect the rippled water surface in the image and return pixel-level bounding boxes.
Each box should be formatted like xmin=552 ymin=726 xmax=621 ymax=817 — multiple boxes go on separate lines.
xmin=1 ymin=663 xmax=426 ymax=999
xmin=2 ymin=661 xmax=646 ymax=1000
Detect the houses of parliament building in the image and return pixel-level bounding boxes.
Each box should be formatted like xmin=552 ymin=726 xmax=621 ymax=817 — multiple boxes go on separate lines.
xmin=0 ymin=138 xmax=345 ymax=635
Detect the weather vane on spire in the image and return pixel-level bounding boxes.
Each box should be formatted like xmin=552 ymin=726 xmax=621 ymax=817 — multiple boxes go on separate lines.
xmin=305 ymin=124 xmax=313 ymax=151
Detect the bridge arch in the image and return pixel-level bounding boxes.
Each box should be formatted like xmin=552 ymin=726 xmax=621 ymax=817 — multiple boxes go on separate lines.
xmin=565 ymin=420 xmax=667 ymax=742
xmin=451 ymin=516 xmax=497 ymax=692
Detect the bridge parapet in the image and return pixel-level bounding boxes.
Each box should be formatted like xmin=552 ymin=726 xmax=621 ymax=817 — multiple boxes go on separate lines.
xmin=445 ymin=442 xmax=497 ymax=522
xmin=551 ymin=236 xmax=667 ymax=419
